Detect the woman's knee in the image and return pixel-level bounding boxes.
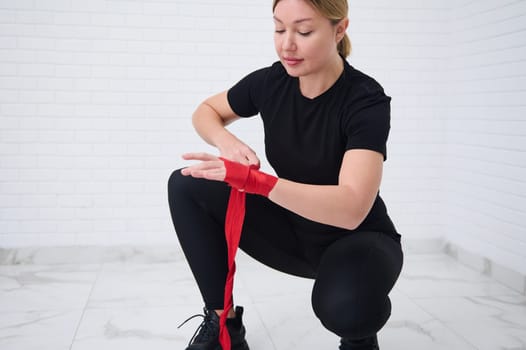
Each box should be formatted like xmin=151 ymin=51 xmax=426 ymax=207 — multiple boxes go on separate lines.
xmin=168 ymin=169 xmax=186 ymax=197
xmin=312 ymin=290 xmax=391 ymax=339
xmin=168 ymin=169 xmax=201 ymax=204
xmin=167 ymin=169 xmax=201 ymax=222
xmin=311 ymin=232 xmax=402 ymax=338
xmin=167 ymin=169 xmax=229 ymax=224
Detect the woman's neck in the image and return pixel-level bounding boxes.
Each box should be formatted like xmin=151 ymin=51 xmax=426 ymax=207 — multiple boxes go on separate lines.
xmin=299 ymin=54 xmax=344 ymax=99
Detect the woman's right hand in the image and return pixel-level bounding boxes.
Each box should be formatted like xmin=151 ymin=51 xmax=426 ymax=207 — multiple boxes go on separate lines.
xmin=215 ymin=131 xmax=260 ymax=168
xmin=191 ymin=90 xmax=260 ymax=167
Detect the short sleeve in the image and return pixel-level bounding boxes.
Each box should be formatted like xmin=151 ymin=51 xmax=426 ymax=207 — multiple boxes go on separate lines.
xmin=343 ymin=80 xmax=391 ymax=160
xmin=227 ymin=67 xmax=270 ymax=118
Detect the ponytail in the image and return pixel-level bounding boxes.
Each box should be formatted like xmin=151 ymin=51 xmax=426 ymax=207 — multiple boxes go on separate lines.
xmin=338 ymin=33 xmax=352 ymax=58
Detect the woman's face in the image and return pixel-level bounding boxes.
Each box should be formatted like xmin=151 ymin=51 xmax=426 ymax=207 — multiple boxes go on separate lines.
xmin=273 ymin=0 xmax=345 ymax=78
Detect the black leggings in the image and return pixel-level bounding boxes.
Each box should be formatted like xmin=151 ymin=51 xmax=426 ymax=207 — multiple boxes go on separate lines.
xmin=168 ymin=170 xmax=403 ymax=340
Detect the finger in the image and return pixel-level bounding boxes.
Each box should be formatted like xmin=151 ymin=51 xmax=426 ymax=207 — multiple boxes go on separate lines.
xmin=228 ymin=152 xmax=250 ymax=165
xmin=238 ymin=152 xmax=256 ymax=166
xmin=218 ymin=152 xmax=247 ymax=166
xmin=185 ymin=167 xmax=226 ymax=181
xmin=183 ymin=160 xmax=224 ymax=173
xmin=182 ymin=152 xmax=219 ymax=162
xmin=245 ymin=151 xmax=261 ymax=168
xmin=202 ymin=168 xmax=226 ymax=181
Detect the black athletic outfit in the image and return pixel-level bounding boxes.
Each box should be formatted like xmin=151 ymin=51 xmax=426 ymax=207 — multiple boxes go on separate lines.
xmin=168 ymin=58 xmax=403 ymax=341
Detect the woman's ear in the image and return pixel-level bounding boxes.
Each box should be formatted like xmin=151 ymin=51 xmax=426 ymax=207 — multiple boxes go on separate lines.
xmin=336 ymin=18 xmax=349 ymax=41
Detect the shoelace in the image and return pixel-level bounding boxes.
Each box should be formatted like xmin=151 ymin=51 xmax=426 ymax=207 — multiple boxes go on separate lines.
xmin=177 ymin=310 xmax=218 ymax=346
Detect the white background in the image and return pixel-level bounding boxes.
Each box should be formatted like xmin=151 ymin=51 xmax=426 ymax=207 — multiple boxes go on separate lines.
xmin=0 ymin=0 xmax=525 ymax=273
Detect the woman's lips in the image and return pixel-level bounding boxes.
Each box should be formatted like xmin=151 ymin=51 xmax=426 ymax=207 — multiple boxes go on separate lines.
xmin=283 ymin=57 xmax=303 ymax=66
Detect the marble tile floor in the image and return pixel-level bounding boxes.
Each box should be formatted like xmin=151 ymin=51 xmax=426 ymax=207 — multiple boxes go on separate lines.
xmin=1 ymin=249 xmax=525 ymax=350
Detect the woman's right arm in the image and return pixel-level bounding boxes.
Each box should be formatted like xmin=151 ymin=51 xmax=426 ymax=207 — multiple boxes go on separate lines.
xmin=191 ymin=90 xmax=260 ymax=167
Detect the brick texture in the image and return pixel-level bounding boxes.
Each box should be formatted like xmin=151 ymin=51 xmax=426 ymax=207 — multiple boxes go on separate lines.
xmin=0 ymin=0 xmax=525 ymax=275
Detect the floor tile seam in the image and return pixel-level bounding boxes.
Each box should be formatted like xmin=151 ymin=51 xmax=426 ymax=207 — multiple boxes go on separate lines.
xmin=410 ymin=293 xmax=525 ymax=301
xmin=463 ymin=291 xmax=524 ymax=298
xmin=399 ymin=275 xmax=499 ymax=283
xmin=249 ymin=302 xmax=280 ymax=350
xmin=397 ymin=295 xmax=441 ymax=322
xmin=436 ymin=319 xmax=526 ymax=329
xmin=235 ymin=273 xmax=281 ymax=350
xmin=433 ymin=317 xmax=484 ymax=349
xmin=81 ymin=303 xmax=206 ymax=311
xmin=0 ymin=308 xmax=85 ymax=338
xmin=409 ymin=296 xmax=467 ymax=320
xmin=391 ymin=285 xmax=411 ymax=299
xmin=68 ymin=262 xmax=104 ymax=350
xmin=410 ymin=295 xmax=526 ymax=326
xmin=0 ymin=307 xmax=86 ymax=314
xmin=243 ymin=293 xmax=311 ymax=302
xmin=407 ymin=297 xmax=482 ymax=350
xmin=235 ymin=274 xmax=314 ymax=301
xmin=481 ymin=274 xmax=526 ymax=296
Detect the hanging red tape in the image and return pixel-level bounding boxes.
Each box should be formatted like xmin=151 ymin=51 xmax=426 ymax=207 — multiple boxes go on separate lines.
xmin=218 ymin=158 xmax=277 ymax=350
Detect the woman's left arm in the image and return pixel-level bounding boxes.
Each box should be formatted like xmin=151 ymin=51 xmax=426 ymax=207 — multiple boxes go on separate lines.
xmin=182 ymin=148 xmax=383 ymax=231
xmin=268 ymin=149 xmax=383 ymax=230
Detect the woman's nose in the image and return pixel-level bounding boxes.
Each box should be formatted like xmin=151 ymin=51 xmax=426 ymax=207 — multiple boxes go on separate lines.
xmin=282 ymin=33 xmax=296 ymax=51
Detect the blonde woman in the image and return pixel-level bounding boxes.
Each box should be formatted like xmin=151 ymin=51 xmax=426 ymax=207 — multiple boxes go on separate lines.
xmin=168 ymin=0 xmax=403 ymax=349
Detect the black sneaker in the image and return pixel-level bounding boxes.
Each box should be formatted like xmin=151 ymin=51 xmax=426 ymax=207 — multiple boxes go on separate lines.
xmin=178 ymin=306 xmax=250 ymax=350
xmin=340 ymin=335 xmax=379 ymax=350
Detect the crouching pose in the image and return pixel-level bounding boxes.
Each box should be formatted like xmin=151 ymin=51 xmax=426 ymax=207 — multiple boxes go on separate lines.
xmin=168 ymin=0 xmax=403 ymax=349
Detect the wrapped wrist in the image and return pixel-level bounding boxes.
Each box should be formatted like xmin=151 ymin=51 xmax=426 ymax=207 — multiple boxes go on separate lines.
xmin=220 ymin=157 xmax=277 ymax=197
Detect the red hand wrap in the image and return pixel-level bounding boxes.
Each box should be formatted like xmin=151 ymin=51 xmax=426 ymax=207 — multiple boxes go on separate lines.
xmin=218 ymin=188 xmax=244 ymax=350
xmin=220 ymin=157 xmax=278 ymax=197
xmin=217 ymin=158 xmax=278 ymax=350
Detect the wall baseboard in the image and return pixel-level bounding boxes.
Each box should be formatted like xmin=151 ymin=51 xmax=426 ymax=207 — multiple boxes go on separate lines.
xmin=401 ymin=237 xmax=526 ymax=295
xmin=1 ymin=238 xmax=524 ymax=295
xmin=443 ymin=241 xmax=526 ymax=296
xmin=0 ymin=245 xmax=183 ymax=265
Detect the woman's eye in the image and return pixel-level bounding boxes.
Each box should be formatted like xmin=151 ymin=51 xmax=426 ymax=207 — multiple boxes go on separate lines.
xmin=274 ymin=29 xmax=312 ymax=36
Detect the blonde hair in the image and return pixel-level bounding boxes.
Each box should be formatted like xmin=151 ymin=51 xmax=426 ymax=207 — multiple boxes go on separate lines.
xmin=272 ymin=0 xmax=352 ymax=57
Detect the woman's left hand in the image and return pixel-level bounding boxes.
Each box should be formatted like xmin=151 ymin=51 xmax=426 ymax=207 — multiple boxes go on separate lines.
xmin=180 ymin=153 xmax=226 ymax=181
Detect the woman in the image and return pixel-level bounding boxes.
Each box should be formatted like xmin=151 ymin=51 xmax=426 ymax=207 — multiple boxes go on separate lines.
xmin=168 ymin=0 xmax=403 ymax=349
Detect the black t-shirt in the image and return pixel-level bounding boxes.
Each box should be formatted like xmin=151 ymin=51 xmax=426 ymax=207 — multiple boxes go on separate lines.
xmin=227 ymin=59 xmax=399 ymax=238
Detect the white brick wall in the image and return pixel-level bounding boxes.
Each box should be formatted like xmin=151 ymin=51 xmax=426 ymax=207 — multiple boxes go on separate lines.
xmin=1 ymin=0 xmax=525 ymax=275
xmin=0 ymin=0 xmax=274 ymax=246
xmin=444 ymin=0 xmax=526 ymax=274
xmin=347 ymin=1 xmax=451 ymax=240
